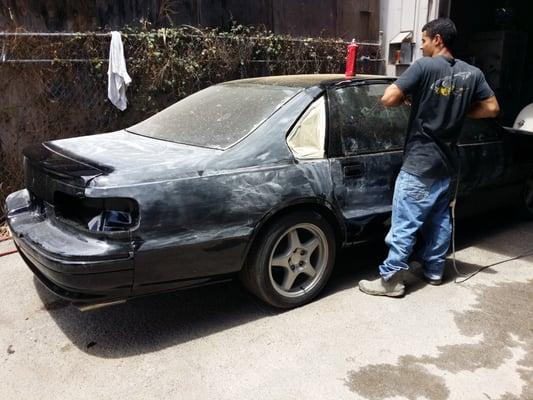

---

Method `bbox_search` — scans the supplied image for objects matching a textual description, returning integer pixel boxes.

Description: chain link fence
[0,60,123,222]
[0,28,383,225]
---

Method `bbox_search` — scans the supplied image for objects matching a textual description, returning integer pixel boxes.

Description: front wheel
[241,211,336,308]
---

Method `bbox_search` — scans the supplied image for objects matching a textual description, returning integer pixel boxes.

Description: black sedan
[6,74,533,309]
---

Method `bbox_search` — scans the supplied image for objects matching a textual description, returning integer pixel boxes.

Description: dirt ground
[1,212,532,400]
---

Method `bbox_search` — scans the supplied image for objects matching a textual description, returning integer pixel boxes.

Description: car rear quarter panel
[107,159,335,293]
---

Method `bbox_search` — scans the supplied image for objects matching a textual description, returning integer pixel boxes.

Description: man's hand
[381,84,405,107]
[467,96,500,119]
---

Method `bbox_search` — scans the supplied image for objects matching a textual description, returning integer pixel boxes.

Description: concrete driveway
[1,211,532,400]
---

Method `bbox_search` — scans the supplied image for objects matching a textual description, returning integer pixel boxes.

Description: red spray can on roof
[345,39,359,78]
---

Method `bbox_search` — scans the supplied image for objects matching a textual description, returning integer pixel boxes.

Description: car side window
[459,118,500,144]
[286,96,326,159]
[329,84,409,155]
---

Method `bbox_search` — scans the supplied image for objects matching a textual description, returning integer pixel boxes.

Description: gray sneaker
[358,274,405,297]
[423,275,442,286]
[409,261,442,285]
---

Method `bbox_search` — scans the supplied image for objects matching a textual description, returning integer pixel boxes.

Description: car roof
[223,74,395,89]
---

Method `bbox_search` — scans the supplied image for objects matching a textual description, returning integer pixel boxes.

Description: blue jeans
[379,169,452,281]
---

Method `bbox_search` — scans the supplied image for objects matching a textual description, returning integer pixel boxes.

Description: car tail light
[53,192,138,232]
[88,210,133,232]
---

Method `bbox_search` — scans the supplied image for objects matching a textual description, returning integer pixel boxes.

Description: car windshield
[127,84,300,149]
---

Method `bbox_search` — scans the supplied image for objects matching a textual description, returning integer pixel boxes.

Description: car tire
[241,210,336,309]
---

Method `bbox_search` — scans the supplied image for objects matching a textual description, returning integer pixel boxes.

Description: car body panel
[330,151,403,242]
[49,131,220,188]
[7,189,134,301]
[130,158,337,292]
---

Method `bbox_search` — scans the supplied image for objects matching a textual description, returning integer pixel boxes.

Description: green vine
[0,24,381,218]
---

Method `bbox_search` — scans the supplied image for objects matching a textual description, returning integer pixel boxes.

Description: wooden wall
[0,0,380,41]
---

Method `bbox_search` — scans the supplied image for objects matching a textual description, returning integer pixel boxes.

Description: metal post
[0,32,111,37]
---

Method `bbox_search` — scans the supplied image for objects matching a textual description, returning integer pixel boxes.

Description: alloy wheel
[268,223,329,298]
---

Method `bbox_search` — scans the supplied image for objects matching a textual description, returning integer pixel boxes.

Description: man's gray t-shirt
[394,55,494,178]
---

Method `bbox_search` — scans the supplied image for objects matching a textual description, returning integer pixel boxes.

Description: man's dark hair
[422,18,457,49]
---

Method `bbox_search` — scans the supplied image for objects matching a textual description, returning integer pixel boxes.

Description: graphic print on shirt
[430,71,473,97]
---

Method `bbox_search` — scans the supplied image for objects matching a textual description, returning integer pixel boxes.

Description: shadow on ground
[36,209,529,359]
[34,242,385,359]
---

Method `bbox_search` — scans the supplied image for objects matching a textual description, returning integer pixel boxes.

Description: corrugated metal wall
[0,0,380,40]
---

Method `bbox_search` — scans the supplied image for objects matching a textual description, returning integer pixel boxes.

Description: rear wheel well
[246,203,344,260]
[240,207,340,308]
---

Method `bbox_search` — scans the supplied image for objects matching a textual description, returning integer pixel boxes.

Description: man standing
[359,18,500,297]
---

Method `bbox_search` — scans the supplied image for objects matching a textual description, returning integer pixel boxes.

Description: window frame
[286,95,328,160]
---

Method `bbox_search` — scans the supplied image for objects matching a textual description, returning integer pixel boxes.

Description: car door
[327,81,409,243]
[455,118,509,215]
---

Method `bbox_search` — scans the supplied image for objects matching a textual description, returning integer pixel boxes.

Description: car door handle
[343,162,364,179]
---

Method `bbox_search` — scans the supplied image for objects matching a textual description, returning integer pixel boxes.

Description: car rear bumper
[7,189,134,302]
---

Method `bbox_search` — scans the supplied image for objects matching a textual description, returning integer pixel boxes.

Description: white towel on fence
[108,31,132,111]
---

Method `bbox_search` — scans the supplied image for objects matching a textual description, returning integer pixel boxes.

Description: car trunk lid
[57,130,217,186]
[23,142,107,203]
[24,130,220,196]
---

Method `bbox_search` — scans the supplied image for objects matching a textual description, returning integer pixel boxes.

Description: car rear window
[127,84,300,149]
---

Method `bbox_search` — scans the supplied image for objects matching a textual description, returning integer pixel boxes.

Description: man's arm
[467,96,500,119]
[381,84,406,107]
